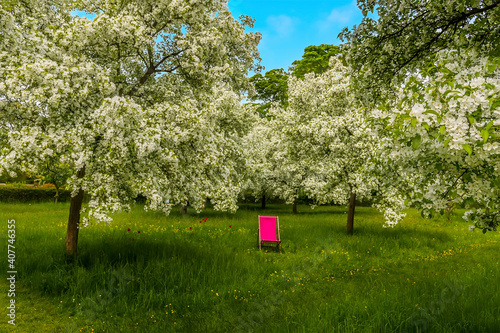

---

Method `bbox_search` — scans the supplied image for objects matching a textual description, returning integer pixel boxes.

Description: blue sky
[227,0,365,72]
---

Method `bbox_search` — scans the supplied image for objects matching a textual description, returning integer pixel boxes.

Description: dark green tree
[248,68,288,117]
[289,44,341,78]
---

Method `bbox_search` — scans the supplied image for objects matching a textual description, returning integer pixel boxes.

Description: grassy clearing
[0,202,499,332]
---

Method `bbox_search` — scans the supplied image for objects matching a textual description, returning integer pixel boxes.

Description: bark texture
[346,190,357,235]
[65,167,85,259]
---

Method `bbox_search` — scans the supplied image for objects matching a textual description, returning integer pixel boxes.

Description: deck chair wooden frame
[258,216,281,252]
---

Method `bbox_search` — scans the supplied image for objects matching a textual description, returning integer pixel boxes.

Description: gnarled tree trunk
[292,198,297,214]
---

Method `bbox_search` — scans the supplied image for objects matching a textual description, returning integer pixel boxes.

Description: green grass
[0,202,499,332]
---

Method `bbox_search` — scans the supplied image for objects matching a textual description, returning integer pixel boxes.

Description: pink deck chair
[258,216,281,252]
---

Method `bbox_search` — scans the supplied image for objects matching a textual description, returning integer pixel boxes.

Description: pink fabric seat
[258,216,281,251]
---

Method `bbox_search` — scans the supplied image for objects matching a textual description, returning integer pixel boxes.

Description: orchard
[0,1,499,331]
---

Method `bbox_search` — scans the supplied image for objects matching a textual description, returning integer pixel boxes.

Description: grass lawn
[0,202,499,332]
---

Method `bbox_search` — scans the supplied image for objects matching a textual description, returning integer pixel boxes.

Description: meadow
[0,202,499,332]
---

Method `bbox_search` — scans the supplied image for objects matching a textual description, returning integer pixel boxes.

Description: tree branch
[442,169,468,199]
[344,126,353,136]
[126,48,187,96]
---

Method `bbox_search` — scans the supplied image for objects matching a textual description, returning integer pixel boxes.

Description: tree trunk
[54,184,59,204]
[346,190,356,235]
[203,198,207,209]
[261,194,266,209]
[65,167,85,259]
[292,198,297,214]
[180,202,188,214]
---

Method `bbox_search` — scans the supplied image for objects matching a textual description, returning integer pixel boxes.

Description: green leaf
[464,172,473,182]
[462,144,472,156]
[444,138,451,147]
[486,120,494,131]
[443,90,461,97]
[422,122,429,131]
[412,134,422,149]
[411,118,417,128]
[440,125,446,135]
[494,176,500,187]
[481,129,489,143]
[490,100,500,110]
[423,110,439,117]
[467,116,475,124]
[488,63,498,73]
[482,228,487,234]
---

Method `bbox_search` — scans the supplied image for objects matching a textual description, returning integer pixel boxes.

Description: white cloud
[266,14,295,38]
[317,1,360,31]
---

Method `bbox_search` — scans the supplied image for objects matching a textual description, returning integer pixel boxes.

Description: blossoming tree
[371,51,500,231]
[340,0,500,104]
[241,116,281,209]
[269,58,406,231]
[341,0,500,231]
[0,0,261,257]
[244,44,342,212]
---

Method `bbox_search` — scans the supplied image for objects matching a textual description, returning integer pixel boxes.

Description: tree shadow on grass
[20,233,257,300]
[18,208,454,304]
